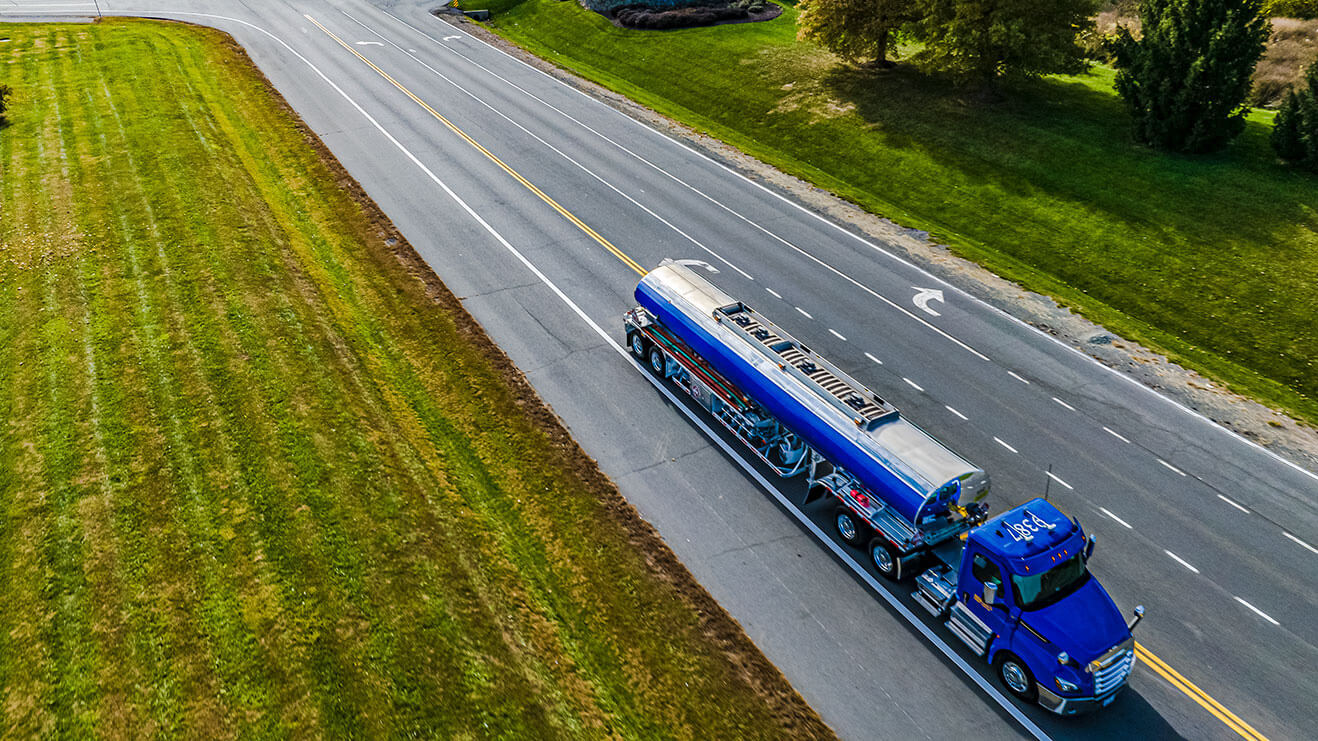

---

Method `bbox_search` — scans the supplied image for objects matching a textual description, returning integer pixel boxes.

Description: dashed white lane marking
[994,437,1017,454]
[1046,471,1074,490]
[796,306,813,319]
[945,405,967,420]
[903,377,924,392]
[1217,494,1250,513]
[1284,532,1318,554]
[1157,459,1187,477]
[828,328,847,341]
[1103,426,1131,444]
[1234,596,1280,626]
[394,6,1318,492]
[1164,550,1200,574]
[765,287,782,299]
[1008,371,1030,385]
[1052,396,1075,411]
[865,352,883,365]
[1100,507,1133,529]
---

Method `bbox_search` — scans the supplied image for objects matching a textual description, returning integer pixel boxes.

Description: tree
[1271,59,1318,168]
[1108,0,1270,153]
[797,0,912,68]
[911,0,1098,86]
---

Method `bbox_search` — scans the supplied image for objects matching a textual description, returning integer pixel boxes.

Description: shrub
[614,3,748,28]
[0,84,11,126]
[1264,0,1318,17]
[1272,59,1318,168]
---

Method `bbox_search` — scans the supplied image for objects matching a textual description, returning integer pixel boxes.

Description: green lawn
[0,19,829,738]
[480,1,1318,424]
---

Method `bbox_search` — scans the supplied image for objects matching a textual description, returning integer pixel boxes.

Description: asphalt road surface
[5,1,1316,738]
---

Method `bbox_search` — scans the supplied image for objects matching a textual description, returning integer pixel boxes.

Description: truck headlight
[1054,677,1080,693]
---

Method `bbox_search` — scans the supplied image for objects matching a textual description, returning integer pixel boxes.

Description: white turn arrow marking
[354,41,384,46]
[443,35,462,41]
[661,258,720,274]
[912,287,944,317]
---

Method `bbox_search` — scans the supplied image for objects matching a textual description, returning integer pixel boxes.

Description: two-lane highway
[6,1,1314,737]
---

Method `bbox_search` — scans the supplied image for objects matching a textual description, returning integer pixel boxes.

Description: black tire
[868,538,900,581]
[833,505,868,547]
[648,346,667,376]
[994,651,1039,702]
[628,332,646,358]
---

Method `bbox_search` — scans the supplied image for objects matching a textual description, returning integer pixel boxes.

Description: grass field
[0,19,830,738]
[478,1,1318,425]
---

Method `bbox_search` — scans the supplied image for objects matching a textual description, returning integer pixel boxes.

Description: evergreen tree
[911,0,1097,86]
[797,0,912,68]
[1109,0,1270,153]
[1271,59,1318,169]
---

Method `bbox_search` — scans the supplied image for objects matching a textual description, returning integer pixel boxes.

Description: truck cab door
[964,552,1016,644]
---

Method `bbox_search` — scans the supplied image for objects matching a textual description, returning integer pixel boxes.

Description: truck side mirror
[1084,534,1096,562]
[983,581,998,607]
[1127,604,1145,631]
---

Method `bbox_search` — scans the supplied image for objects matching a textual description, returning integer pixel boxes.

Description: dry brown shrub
[1253,17,1318,106]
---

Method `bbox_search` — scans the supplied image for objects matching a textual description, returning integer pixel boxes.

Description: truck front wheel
[994,652,1038,702]
[868,539,900,581]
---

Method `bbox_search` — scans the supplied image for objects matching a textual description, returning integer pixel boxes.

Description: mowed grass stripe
[0,20,830,739]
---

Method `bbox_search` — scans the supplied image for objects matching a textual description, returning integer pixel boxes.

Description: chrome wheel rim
[872,544,893,572]
[1002,661,1030,695]
[836,513,857,541]
[631,335,644,356]
[650,350,664,374]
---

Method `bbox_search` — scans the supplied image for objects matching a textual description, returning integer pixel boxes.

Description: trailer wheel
[833,506,869,547]
[868,538,900,581]
[994,652,1039,702]
[648,346,667,377]
[629,332,646,358]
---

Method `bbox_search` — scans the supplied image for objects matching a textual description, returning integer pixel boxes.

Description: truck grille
[1093,649,1135,695]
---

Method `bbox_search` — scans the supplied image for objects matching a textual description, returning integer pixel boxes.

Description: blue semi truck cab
[623,263,1144,714]
[915,499,1142,713]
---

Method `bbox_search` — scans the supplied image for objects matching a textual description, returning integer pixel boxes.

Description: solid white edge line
[1156,459,1187,477]
[1008,371,1030,385]
[1163,550,1200,574]
[396,8,1318,487]
[993,437,1017,454]
[1099,507,1133,529]
[1051,396,1075,411]
[1102,426,1131,444]
[903,377,924,392]
[946,405,968,421]
[91,10,1052,738]
[828,328,847,342]
[1045,471,1074,490]
[864,352,883,365]
[1217,494,1251,514]
[1283,532,1318,554]
[1233,596,1280,626]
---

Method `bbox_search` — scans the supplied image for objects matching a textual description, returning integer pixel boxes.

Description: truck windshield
[1012,554,1090,611]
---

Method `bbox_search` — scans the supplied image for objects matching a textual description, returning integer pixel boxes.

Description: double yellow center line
[305,14,644,276]
[305,14,1270,740]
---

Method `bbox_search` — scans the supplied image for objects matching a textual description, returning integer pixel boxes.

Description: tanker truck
[624,263,1144,714]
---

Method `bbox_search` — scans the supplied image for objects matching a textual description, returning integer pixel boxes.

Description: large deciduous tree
[1108,0,1270,153]
[911,0,1097,86]
[797,0,912,68]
